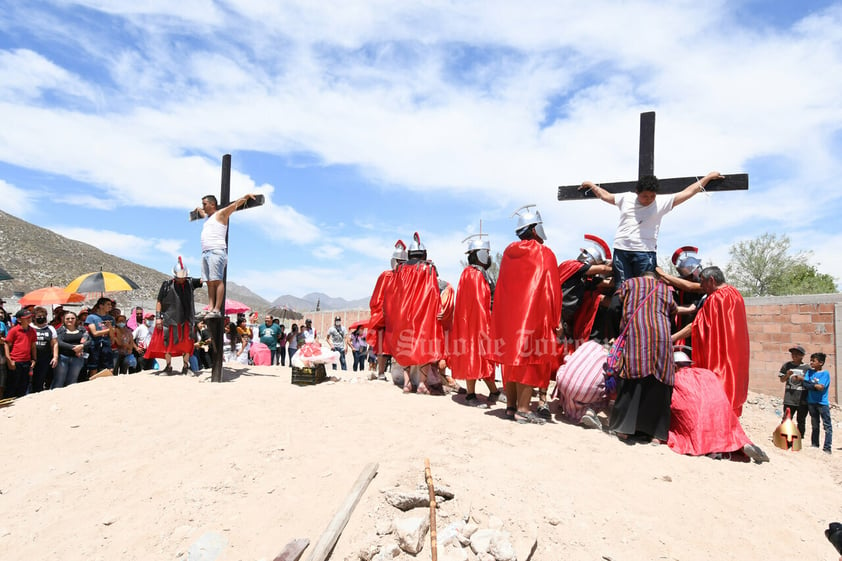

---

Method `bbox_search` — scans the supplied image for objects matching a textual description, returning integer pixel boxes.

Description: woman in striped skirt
[608,272,676,443]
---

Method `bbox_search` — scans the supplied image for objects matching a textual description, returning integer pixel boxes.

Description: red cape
[448,266,494,381]
[558,260,601,354]
[489,240,561,372]
[691,284,750,417]
[668,366,751,455]
[366,270,393,349]
[384,261,443,364]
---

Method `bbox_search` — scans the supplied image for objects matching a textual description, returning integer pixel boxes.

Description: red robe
[366,270,393,353]
[668,366,751,455]
[558,260,601,356]
[384,261,443,365]
[489,240,561,388]
[448,266,494,381]
[691,285,750,417]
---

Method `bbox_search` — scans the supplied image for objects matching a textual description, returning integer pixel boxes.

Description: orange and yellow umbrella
[65,271,140,294]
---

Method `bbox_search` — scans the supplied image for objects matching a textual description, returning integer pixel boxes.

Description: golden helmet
[772,407,802,451]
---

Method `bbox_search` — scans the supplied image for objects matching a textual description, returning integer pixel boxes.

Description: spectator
[50,305,65,329]
[111,314,138,374]
[287,323,299,361]
[276,323,287,366]
[54,311,87,388]
[778,345,808,438]
[802,352,832,454]
[350,326,368,372]
[235,333,251,365]
[190,319,213,373]
[258,314,282,366]
[31,306,58,392]
[301,318,317,344]
[84,297,114,380]
[0,308,8,397]
[325,316,348,371]
[132,313,156,370]
[4,309,37,398]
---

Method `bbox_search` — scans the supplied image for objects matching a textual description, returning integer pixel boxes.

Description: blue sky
[2,1,842,302]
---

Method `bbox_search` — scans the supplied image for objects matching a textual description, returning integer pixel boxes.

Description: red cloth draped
[146,324,194,358]
[384,261,443,364]
[557,260,600,356]
[366,270,393,352]
[448,267,494,381]
[691,285,750,417]
[667,366,751,455]
[488,240,561,387]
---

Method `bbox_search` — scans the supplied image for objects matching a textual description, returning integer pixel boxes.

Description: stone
[384,490,447,511]
[359,543,379,561]
[371,543,401,561]
[375,518,393,536]
[469,529,497,554]
[488,531,516,561]
[394,516,429,554]
[440,544,469,561]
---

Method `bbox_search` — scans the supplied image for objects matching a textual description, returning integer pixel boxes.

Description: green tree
[725,233,837,296]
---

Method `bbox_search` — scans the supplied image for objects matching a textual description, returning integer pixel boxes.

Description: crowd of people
[1,175,833,463]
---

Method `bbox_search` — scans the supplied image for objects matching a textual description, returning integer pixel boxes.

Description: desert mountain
[271,291,368,312]
[0,209,271,312]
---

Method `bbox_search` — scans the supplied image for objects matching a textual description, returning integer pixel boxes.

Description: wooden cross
[557,111,749,201]
[191,154,265,382]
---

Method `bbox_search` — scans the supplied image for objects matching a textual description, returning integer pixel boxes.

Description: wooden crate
[291,364,327,386]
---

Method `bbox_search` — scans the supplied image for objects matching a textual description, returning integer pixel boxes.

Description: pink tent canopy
[204,299,250,314]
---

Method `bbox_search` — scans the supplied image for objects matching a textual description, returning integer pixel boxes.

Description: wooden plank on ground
[305,462,379,561]
[273,538,310,561]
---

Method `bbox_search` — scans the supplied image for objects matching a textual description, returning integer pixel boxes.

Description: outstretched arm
[217,193,257,224]
[656,267,704,293]
[673,171,724,207]
[579,181,615,205]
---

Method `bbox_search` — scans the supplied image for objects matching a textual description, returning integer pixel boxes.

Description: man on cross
[194,192,256,318]
[579,171,722,286]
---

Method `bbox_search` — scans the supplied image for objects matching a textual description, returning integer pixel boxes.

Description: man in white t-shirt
[580,171,722,286]
[193,192,256,318]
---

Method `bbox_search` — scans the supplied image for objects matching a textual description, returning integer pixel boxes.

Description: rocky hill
[0,210,271,312]
[271,291,368,312]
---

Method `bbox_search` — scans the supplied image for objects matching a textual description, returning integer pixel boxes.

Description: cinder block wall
[745,294,840,404]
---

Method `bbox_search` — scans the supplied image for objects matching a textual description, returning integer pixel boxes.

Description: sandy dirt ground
[0,361,840,561]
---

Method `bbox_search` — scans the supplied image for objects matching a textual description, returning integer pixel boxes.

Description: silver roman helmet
[673,345,693,367]
[407,232,427,260]
[173,256,189,278]
[672,246,702,281]
[391,239,407,269]
[462,232,491,267]
[511,204,547,240]
[578,234,611,266]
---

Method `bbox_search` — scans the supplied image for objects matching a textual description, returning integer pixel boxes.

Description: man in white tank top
[195,193,256,317]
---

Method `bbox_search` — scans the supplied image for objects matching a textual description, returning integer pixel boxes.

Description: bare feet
[416,383,430,395]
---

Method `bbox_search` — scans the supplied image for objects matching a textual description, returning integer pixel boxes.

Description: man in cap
[147,257,203,375]
[448,233,503,407]
[326,316,349,371]
[691,266,750,417]
[778,344,808,438]
[3,309,37,397]
[488,205,561,424]
[367,240,406,380]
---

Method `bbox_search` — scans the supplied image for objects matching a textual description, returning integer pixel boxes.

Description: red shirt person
[488,205,561,424]
[691,266,750,417]
[3,309,37,398]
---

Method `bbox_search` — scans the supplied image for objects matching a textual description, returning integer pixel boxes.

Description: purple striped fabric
[618,276,676,386]
[552,341,609,422]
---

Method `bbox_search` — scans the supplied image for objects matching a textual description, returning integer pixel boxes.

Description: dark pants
[352,350,366,371]
[808,403,833,451]
[9,362,32,398]
[31,356,53,393]
[782,403,808,438]
[278,347,286,366]
[612,248,657,287]
[332,348,347,370]
[87,338,113,373]
[269,349,277,366]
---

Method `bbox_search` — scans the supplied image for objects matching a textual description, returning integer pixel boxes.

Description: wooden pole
[273,538,310,561]
[424,458,438,561]
[305,462,378,561]
[210,154,232,383]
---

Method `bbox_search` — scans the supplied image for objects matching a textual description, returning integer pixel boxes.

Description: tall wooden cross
[190,154,265,382]
[557,111,749,201]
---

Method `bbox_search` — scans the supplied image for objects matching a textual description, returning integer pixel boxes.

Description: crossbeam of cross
[557,112,748,201]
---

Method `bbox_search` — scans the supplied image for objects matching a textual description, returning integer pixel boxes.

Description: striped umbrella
[65,271,140,294]
[19,287,86,306]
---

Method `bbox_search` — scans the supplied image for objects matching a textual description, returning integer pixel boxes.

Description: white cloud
[50,226,186,263]
[0,48,96,102]
[0,179,36,217]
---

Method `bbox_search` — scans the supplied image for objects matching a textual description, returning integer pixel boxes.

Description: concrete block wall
[745,294,840,404]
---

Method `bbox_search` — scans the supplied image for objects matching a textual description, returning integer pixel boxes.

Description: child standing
[778,345,808,437]
[802,352,833,454]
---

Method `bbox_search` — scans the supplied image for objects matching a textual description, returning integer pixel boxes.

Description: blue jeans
[612,248,657,287]
[113,353,137,374]
[352,350,366,371]
[808,403,833,451]
[54,355,85,388]
[332,348,347,370]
